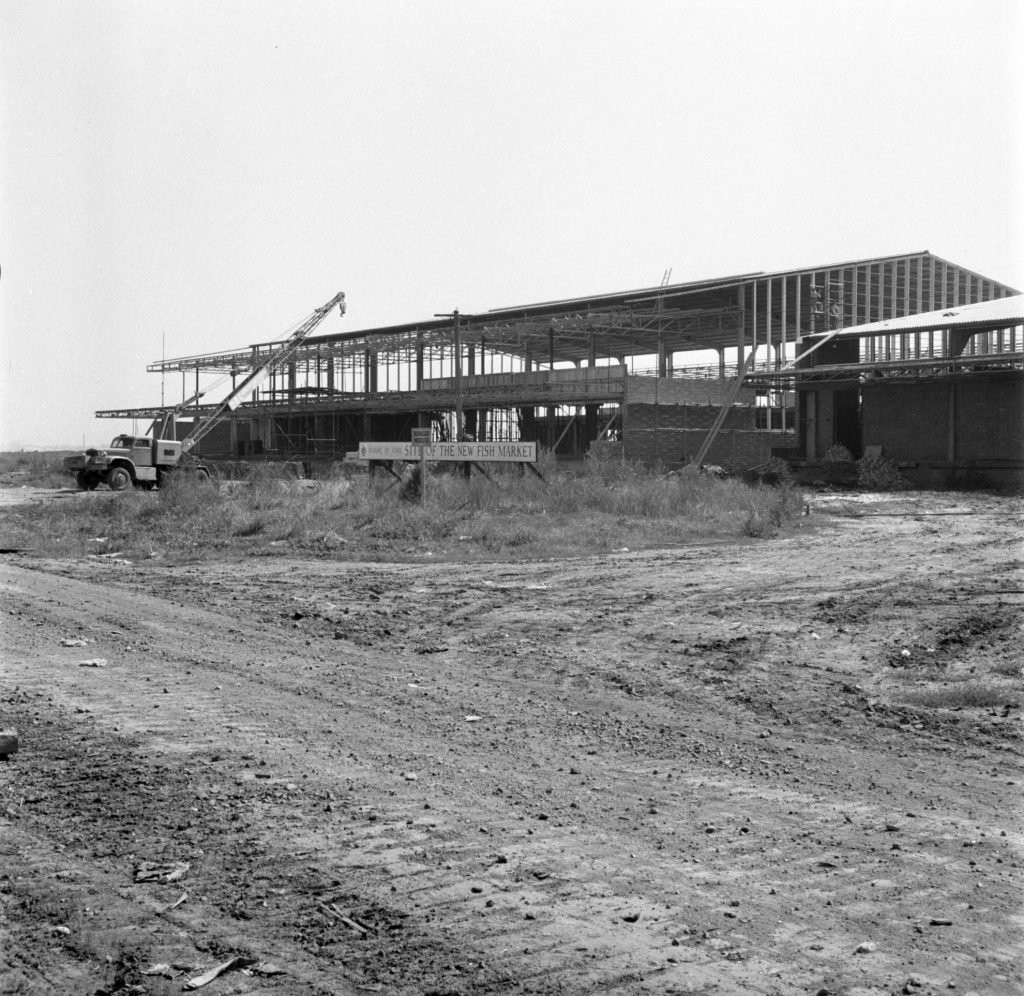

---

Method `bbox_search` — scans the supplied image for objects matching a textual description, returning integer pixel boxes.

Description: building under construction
[101,250,1023,483]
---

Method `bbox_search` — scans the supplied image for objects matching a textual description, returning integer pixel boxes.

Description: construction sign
[357,441,537,463]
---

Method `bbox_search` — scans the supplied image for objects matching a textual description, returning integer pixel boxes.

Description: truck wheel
[75,471,97,491]
[195,468,211,483]
[106,467,133,491]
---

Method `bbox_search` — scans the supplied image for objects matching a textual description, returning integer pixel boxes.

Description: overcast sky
[2,0,1021,448]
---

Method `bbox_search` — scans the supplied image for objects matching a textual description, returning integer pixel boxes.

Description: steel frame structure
[96,251,1020,465]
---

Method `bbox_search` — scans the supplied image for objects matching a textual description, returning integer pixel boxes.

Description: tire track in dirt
[2,493,1022,995]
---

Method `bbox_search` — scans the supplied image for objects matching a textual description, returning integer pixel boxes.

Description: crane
[65,292,346,490]
[180,291,346,453]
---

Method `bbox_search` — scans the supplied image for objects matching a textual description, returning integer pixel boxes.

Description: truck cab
[64,434,199,491]
[111,435,155,468]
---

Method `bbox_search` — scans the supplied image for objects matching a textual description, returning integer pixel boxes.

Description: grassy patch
[0,451,72,488]
[901,681,1017,710]
[0,461,808,563]
[990,659,1023,678]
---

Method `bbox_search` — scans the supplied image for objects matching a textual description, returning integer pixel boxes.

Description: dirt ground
[1,489,1021,996]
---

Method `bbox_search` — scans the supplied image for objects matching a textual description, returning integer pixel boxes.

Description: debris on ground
[183,956,257,990]
[133,861,190,884]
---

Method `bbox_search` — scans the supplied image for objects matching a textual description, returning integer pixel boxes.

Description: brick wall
[955,376,1023,462]
[625,403,756,435]
[624,376,756,406]
[623,402,796,468]
[862,382,948,462]
[862,374,1023,464]
[625,427,796,468]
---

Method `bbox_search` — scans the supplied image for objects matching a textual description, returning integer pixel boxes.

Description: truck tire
[195,468,210,482]
[75,471,98,491]
[106,466,133,491]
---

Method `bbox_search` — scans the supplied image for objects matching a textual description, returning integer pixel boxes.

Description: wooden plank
[551,412,578,451]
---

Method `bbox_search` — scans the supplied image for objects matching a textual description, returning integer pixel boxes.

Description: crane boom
[180,292,346,453]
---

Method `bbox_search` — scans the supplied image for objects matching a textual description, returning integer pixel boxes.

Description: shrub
[823,444,854,463]
[762,456,794,484]
[857,454,905,491]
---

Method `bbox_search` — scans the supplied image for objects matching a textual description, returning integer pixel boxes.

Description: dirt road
[1,491,1021,995]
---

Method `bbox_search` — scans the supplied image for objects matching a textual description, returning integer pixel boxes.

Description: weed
[234,515,266,537]
[1,457,808,562]
[823,444,854,463]
[901,681,1017,710]
[990,659,1022,678]
[857,454,905,491]
[0,451,72,488]
[742,512,774,538]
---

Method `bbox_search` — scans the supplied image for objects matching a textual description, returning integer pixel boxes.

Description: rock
[853,941,877,954]
[0,730,18,759]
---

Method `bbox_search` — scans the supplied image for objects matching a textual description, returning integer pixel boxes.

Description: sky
[1,0,1022,449]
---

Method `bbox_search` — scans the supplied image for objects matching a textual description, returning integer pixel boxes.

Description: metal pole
[434,309,466,442]
[453,309,464,440]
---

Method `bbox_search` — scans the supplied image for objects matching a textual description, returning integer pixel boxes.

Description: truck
[65,292,346,491]
[64,435,210,491]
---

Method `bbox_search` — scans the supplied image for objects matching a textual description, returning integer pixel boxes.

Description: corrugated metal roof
[487,250,941,315]
[809,294,1024,339]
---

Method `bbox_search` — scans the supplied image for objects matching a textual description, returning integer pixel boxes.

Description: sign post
[411,428,431,503]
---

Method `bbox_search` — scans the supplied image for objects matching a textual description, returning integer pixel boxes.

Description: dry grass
[0,460,808,563]
[857,454,906,490]
[901,681,1017,711]
[0,450,71,488]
